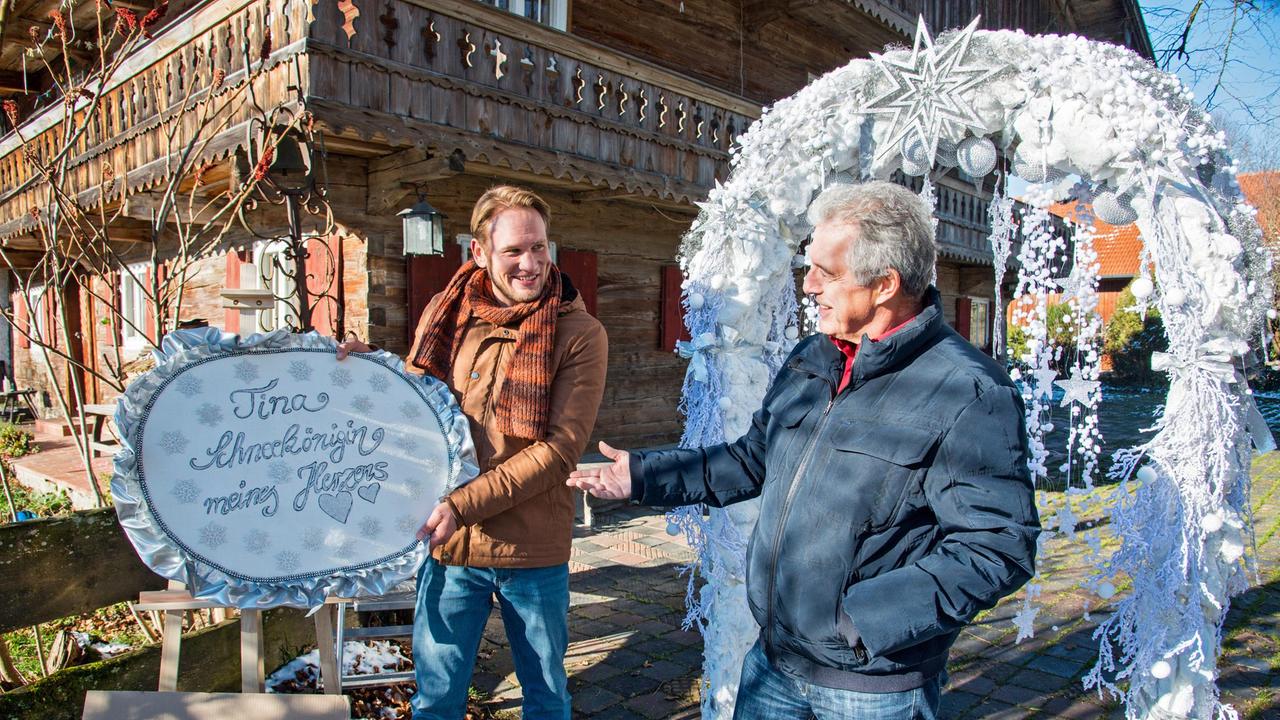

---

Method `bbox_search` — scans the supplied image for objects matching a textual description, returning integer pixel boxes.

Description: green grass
[0,480,72,521]
[2,602,150,681]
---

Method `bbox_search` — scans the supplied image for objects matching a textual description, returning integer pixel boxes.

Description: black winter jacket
[632,288,1040,692]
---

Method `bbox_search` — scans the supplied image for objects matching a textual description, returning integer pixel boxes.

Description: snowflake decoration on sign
[233,359,259,383]
[173,374,203,397]
[352,395,374,415]
[395,434,418,453]
[864,17,998,166]
[171,479,200,505]
[275,549,300,573]
[359,516,383,539]
[199,522,227,549]
[268,461,292,484]
[159,431,189,455]
[335,539,358,559]
[396,514,419,535]
[399,401,422,420]
[287,360,313,382]
[329,367,353,389]
[244,529,270,555]
[302,526,325,547]
[404,478,423,499]
[195,403,223,427]
[367,373,390,394]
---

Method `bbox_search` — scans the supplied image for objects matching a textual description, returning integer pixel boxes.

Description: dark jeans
[734,640,942,719]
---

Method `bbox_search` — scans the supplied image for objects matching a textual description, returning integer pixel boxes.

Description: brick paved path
[472,457,1280,719]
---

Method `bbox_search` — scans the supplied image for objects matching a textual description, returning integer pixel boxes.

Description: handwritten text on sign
[137,350,449,581]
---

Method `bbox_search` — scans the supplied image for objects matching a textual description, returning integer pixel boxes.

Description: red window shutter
[557,248,598,317]
[955,297,972,341]
[144,267,156,343]
[108,271,122,345]
[306,236,342,337]
[659,265,691,352]
[223,251,241,333]
[406,244,462,344]
[14,292,29,349]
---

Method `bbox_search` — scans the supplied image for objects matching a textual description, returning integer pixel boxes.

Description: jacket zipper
[764,393,836,654]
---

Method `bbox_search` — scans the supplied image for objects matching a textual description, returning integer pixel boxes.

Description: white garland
[668,19,1272,720]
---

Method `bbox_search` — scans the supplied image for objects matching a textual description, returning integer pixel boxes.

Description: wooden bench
[0,389,36,421]
[82,403,120,457]
[82,690,351,719]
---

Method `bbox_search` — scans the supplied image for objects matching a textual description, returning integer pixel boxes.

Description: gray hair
[806,181,937,299]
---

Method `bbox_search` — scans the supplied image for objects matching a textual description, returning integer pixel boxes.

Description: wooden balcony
[304,0,760,205]
[0,0,311,238]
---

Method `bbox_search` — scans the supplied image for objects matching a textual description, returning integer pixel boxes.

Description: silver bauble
[900,154,929,177]
[956,136,997,177]
[1011,152,1065,183]
[901,134,931,167]
[1093,189,1138,225]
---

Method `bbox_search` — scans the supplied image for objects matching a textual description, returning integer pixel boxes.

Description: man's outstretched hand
[567,442,633,500]
[416,501,459,547]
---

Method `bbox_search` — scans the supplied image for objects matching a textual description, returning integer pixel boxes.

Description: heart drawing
[357,482,381,505]
[318,490,353,524]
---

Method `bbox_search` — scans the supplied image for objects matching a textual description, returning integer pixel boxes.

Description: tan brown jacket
[407,288,608,568]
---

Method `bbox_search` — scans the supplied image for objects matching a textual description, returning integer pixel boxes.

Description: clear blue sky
[1141,0,1280,169]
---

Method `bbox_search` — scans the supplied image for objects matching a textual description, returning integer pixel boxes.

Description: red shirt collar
[830,312,920,394]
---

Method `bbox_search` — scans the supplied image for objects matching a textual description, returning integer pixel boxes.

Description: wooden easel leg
[240,609,265,693]
[158,609,183,691]
[314,605,341,695]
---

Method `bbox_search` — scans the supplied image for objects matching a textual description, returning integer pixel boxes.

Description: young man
[570,181,1039,719]
[341,185,607,719]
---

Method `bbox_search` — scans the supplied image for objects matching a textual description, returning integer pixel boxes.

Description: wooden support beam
[120,192,224,226]
[366,147,465,214]
[571,188,636,203]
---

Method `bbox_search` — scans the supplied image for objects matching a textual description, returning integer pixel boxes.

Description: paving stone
[939,690,985,717]
[573,660,628,684]
[1008,667,1073,693]
[572,685,625,714]
[948,671,997,697]
[576,705,645,720]
[989,680,1043,705]
[606,672,662,698]
[574,602,617,620]
[637,659,690,683]
[1026,652,1089,679]
[624,691,683,719]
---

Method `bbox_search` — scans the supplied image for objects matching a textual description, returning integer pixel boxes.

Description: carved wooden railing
[0,0,312,234]
[306,0,760,197]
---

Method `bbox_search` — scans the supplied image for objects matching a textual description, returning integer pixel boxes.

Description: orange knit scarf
[411,260,561,441]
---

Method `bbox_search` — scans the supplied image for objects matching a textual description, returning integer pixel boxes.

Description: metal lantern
[399,195,446,256]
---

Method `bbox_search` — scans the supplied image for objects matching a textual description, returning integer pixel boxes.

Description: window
[119,264,149,348]
[970,298,990,351]
[475,0,568,30]
[26,285,47,344]
[253,240,297,332]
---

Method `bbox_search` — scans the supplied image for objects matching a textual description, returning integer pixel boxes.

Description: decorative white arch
[667,19,1272,720]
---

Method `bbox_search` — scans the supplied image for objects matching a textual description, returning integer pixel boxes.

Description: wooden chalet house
[0,0,1152,449]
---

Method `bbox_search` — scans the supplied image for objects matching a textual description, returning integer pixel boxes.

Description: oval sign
[111,329,477,607]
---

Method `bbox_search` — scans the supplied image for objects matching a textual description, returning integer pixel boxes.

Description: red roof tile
[1047,200,1144,279]
[1238,171,1280,242]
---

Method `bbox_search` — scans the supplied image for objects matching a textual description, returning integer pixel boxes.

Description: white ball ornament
[666,522,681,536]
[901,154,929,177]
[784,326,799,340]
[1151,660,1172,680]
[1135,465,1158,483]
[1098,582,1116,599]
[1093,190,1138,225]
[901,134,930,166]
[1201,512,1224,533]
[1131,276,1154,301]
[957,136,998,177]
[688,292,705,311]
[1011,152,1064,183]
[717,396,734,411]
[1163,287,1185,308]
[1268,308,1278,320]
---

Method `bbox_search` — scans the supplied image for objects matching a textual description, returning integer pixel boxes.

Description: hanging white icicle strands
[987,178,1015,361]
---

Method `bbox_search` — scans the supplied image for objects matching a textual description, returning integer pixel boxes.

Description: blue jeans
[410,558,570,720]
[734,640,941,720]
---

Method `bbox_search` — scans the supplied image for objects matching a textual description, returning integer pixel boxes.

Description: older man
[569,181,1039,719]
[342,185,607,719]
